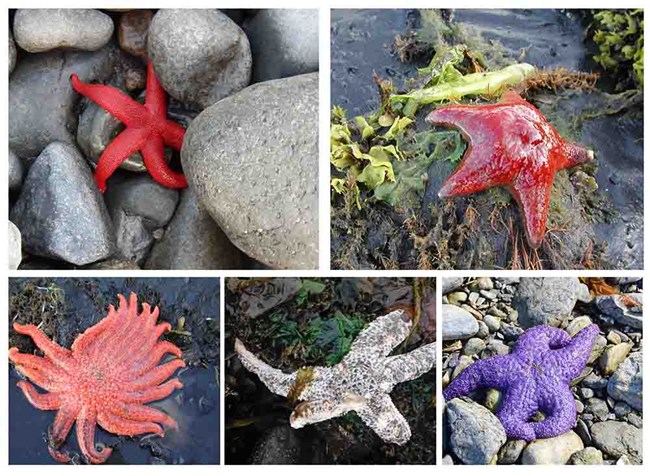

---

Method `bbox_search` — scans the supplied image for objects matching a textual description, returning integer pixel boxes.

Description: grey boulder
[9,149,24,191]
[596,293,643,330]
[13,9,114,53]
[591,421,643,464]
[514,277,584,328]
[182,73,319,269]
[10,142,115,265]
[442,304,478,340]
[148,9,251,110]
[9,30,16,74]
[608,352,642,411]
[146,188,245,269]
[245,9,319,82]
[9,46,114,157]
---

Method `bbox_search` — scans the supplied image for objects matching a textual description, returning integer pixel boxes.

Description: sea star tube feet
[427,91,594,248]
[71,61,188,192]
[235,310,437,445]
[8,293,184,464]
[443,324,599,441]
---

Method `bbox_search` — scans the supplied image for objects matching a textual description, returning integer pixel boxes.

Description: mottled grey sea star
[235,310,437,445]
[444,324,599,440]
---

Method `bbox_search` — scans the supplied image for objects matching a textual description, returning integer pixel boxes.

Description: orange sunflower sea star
[9,293,185,464]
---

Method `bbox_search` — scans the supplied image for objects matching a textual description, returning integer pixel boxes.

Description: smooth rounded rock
[9,30,16,74]
[608,352,642,411]
[245,9,319,82]
[104,175,179,265]
[566,315,593,337]
[182,73,318,269]
[498,439,526,464]
[447,398,506,464]
[10,142,115,265]
[599,342,633,375]
[148,9,252,110]
[462,337,486,356]
[514,277,583,328]
[9,46,115,157]
[483,314,501,332]
[9,149,23,191]
[118,9,152,58]
[570,447,604,465]
[591,421,642,463]
[13,9,114,53]
[521,431,584,464]
[8,221,22,270]
[596,294,642,329]
[442,304,479,340]
[442,277,464,294]
[146,188,246,269]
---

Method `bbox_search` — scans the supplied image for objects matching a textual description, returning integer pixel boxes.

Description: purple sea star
[443,324,599,441]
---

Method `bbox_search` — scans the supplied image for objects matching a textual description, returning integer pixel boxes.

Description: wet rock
[591,421,642,464]
[608,352,642,411]
[599,342,633,375]
[520,431,584,464]
[104,175,179,265]
[498,439,526,464]
[245,9,319,82]
[9,149,23,191]
[570,447,604,465]
[9,30,16,74]
[148,9,252,110]
[596,294,643,330]
[86,259,140,270]
[10,142,115,265]
[118,10,153,58]
[447,398,506,464]
[9,46,114,157]
[8,221,22,270]
[462,337,486,356]
[13,9,114,53]
[566,315,593,336]
[442,304,479,340]
[514,277,584,328]
[442,277,464,294]
[250,425,301,464]
[146,188,245,269]
[182,73,318,269]
[483,314,501,332]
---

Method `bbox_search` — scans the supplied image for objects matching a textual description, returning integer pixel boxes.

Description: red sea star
[71,61,188,192]
[8,293,184,464]
[426,90,594,248]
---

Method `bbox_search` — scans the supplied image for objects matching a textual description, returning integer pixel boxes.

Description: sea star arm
[531,381,577,439]
[71,304,118,354]
[49,403,80,463]
[98,410,164,437]
[235,338,297,397]
[71,74,148,128]
[12,323,71,362]
[345,310,412,361]
[111,402,178,429]
[509,171,555,248]
[93,127,149,192]
[563,141,595,168]
[126,359,186,390]
[76,406,113,464]
[548,324,600,381]
[382,342,437,391]
[144,61,168,118]
[512,325,571,357]
[497,379,539,441]
[356,394,411,445]
[15,381,61,410]
[443,354,516,400]
[120,379,183,404]
[9,347,68,381]
[140,135,188,189]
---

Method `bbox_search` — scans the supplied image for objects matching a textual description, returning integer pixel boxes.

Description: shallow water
[8,277,220,465]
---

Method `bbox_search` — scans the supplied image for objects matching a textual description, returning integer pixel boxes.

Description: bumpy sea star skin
[8,293,184,464]
[235,310,437,445]
[426,91,594,248]
[71,61,188,192]
[443,324,599,441]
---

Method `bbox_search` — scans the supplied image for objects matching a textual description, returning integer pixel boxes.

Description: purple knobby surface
[444,324,599,440]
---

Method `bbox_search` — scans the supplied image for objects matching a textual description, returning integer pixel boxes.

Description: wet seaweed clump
[225,277,437,464]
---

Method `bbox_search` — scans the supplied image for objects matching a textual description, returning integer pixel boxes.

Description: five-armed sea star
[71,61,188,192]
[9,293,184,464]
[235,310,437,445]
[427,90,594,248]
[444,324,599,441]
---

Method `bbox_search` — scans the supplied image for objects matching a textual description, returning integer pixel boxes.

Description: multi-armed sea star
[71,61,188,192]
[9,293,184,464]
[444,324,599,441]
[427,91,594,248]
[235,310,437,445]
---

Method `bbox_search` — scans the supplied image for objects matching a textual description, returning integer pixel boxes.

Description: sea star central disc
[71,61,188,192]
[427,91,594,248]
[9,293,184,464]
